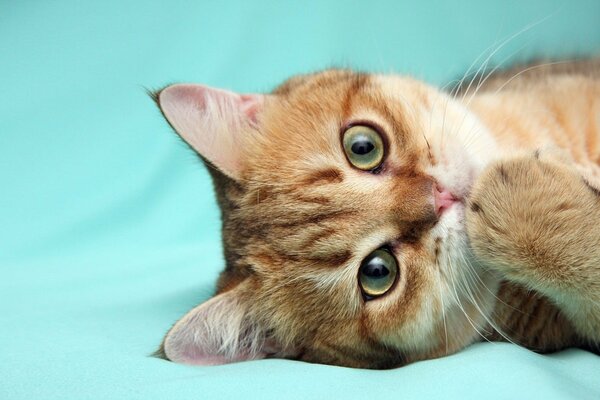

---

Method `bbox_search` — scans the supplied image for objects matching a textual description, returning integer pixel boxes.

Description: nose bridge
[391,173,437,225]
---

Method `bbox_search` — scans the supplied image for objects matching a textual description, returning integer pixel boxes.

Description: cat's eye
[358,248,398,300]
[342,125,385,171]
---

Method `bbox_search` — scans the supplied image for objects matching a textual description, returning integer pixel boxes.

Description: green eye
[358,248,398,300]
[342,125,385,171]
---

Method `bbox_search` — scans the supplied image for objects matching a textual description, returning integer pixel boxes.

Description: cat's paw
[465,149,600,283]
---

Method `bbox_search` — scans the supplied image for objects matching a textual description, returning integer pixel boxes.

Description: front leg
[466,151,600,343]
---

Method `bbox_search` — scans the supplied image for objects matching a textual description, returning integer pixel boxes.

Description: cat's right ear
[155,84,265,181]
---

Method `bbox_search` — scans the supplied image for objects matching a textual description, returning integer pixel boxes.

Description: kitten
[153,59,600,368]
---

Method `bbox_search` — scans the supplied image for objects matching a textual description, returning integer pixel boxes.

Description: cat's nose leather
[434,184,458,216]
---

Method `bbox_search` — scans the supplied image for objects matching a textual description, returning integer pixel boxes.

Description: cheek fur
[423,97,499,199]
[362,242,444,353]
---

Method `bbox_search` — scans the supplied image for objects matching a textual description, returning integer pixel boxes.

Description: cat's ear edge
[153,83,265,181]
[160,282,270,366]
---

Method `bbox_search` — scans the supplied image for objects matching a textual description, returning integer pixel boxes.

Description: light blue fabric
[2,1,600,399]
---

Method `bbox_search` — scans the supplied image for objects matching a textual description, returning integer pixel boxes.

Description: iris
[342,125,384,171]
[358,248,398,299]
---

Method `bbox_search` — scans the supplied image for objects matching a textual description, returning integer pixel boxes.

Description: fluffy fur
[154,59,600,368]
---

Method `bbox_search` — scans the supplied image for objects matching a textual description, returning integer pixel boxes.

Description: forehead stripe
[341,73,368,120]
[302,168,344,186]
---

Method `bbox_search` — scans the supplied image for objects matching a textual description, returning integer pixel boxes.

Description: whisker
[459,15,552,103]
[462,41,531,110]
[454,252,520,345]
[490,60,573,96]
[448,35,507,100]
[443,251,491,343]
[435,272,450,355]
[460,252,523,314]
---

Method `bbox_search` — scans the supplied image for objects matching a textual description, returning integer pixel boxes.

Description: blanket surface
[2,1,600,399]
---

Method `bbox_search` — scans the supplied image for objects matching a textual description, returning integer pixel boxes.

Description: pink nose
[434,184,457,216]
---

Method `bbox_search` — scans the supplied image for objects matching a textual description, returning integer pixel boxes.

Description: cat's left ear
[160,281,280,365]
[156,84,266,181]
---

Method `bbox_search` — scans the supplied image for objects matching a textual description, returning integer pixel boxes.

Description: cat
[152,59,600,368]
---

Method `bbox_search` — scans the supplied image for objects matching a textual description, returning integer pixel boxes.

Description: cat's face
[156,70,500,368]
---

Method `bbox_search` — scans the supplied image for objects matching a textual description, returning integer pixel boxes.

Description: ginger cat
[153,59,600,368]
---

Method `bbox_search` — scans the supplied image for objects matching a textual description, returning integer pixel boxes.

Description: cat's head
[154,70,500,368]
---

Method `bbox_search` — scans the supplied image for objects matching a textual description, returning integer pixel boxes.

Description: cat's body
[154,59,600,368]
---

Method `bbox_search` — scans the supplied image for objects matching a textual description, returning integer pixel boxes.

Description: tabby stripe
[302,227,336,249]
[302,168,343,186]
[520,296,546,345]
[305,250,352,269]
[270,209,356,229]
[341,74,368,119]
[293,194,331,205]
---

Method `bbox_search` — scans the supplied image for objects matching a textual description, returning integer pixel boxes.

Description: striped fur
[156,60,600,368]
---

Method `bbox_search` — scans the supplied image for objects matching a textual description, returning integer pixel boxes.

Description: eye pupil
[363,261,389,278]
[351,139,374,155]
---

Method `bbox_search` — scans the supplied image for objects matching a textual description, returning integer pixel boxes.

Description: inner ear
[161,282,275,365]
[156,84,266,181]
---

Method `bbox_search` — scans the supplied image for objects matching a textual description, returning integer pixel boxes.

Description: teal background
[2,1,599,399]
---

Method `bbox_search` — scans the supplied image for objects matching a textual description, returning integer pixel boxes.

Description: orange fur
[155,60,600,368]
